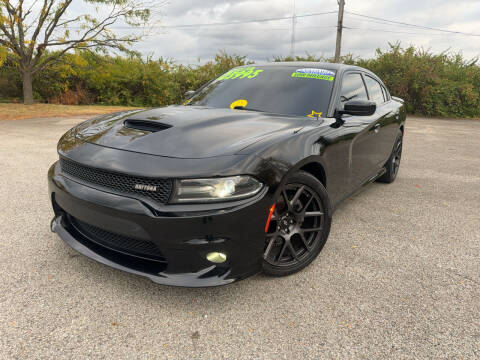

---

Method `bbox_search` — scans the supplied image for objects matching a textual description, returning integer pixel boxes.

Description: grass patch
[0,103,140,120]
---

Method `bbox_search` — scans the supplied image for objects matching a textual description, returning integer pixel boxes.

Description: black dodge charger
[49,62,406,287]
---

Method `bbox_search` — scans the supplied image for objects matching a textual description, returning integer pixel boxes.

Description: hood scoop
[124,119,172,133]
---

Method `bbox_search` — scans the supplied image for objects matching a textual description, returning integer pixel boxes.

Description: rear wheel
[377,130,403,184]
[263,171,331,277]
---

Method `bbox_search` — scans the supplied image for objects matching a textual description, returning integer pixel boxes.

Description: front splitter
[51,215,239,287]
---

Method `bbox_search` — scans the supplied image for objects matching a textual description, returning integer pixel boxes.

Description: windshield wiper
[233,106,264,112]
[340,94,358,102]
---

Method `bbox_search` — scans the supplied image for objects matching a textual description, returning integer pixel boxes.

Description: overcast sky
[89,0,480,64]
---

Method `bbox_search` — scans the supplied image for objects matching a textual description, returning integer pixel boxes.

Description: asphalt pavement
[0,116,479,359]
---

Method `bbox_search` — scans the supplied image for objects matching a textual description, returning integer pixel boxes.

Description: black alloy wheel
[377,130,403,184]
[263,171,331,276]
[392,137,402,178]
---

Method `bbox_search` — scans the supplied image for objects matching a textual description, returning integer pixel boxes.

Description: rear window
[187,66,336,118]
[364,75,385,105]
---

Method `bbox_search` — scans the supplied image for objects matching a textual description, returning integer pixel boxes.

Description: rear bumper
[48,162,272,287]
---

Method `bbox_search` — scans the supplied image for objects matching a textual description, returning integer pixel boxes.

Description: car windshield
[186,66,336,118]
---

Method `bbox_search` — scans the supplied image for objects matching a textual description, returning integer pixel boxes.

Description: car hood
[73,106,308,158]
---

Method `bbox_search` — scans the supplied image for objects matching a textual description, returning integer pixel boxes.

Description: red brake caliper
[264,204,276,233]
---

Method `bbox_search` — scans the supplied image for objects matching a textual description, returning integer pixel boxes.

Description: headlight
[170,176,263,203]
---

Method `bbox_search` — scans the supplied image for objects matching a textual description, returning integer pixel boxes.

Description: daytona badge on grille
[134,184,157,191]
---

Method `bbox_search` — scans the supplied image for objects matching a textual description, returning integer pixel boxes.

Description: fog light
[206,252,227,264]
[50,217,57,233]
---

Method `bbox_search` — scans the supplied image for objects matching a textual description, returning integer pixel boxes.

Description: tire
[377,130,403,184]
[263,171,332,277]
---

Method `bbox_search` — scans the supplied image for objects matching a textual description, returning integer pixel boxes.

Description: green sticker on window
[291,68,335,81]
[218,67,264,80]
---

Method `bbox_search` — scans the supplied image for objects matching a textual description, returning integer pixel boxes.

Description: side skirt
[331,167,387,213]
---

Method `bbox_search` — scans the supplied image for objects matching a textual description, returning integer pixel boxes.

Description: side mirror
[184,90,195,99]
[338,100,376,117]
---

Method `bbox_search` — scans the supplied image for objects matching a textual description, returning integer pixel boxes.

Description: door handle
[374,123,381,133]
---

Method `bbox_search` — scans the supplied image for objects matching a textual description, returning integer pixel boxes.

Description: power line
[157,24,470,36]
[161,10,337,29]
[158,25,337,32]
[49,8,480,40]
[171,25,338,32]
[62,10,337,30]
[343,15,433,29]
[344,26,467,36]
[345,10,480,37]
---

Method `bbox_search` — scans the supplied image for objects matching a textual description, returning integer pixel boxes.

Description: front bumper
[48,162,272,287]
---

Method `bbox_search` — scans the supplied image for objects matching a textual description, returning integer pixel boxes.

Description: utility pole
[290,0,297,59]
[334,0,345,63]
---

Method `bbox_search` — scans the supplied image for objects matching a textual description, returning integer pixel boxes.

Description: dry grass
[0,103,141,120]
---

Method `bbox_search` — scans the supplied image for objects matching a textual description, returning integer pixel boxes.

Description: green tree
[0,0,157,104]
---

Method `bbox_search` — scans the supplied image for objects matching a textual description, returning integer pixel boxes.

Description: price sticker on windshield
[218,67,264,80]
[291,68,335,81]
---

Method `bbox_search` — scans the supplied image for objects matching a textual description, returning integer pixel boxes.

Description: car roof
[248,61,363,71]
[247,61,384,85]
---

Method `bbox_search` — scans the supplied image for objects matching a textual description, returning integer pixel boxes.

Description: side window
[364,75,385,105]
[339,73,368,107]
[382,85,391,101]
[381,86,388,102]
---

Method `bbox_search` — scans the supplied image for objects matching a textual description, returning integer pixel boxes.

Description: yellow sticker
[307,111,322,118]
[230,99,248,109]
[219,67,263,80]
[182,98,192,106]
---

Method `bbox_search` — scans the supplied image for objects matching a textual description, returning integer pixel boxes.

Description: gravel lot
[0,116,479,359]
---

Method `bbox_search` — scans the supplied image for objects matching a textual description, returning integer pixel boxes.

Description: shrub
[48,84,94,105]
[355,44,480,117]
[1,45,479,118]
[275,44,480,118]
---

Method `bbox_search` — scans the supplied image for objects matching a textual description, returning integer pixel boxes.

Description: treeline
[277,44,480,118]
[1,44,479,118]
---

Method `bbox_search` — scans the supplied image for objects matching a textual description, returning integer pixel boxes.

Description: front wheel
[263,171,331,277]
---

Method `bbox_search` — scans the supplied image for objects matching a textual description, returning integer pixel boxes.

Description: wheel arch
[274,156,328,190]
[300,162,327,189]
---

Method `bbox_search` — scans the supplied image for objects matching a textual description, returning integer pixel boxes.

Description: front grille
[69,215,165,261]
[60,158,173,204]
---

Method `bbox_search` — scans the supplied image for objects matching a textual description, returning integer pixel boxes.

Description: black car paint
[72,106,311,158]
[49,62,406,286]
